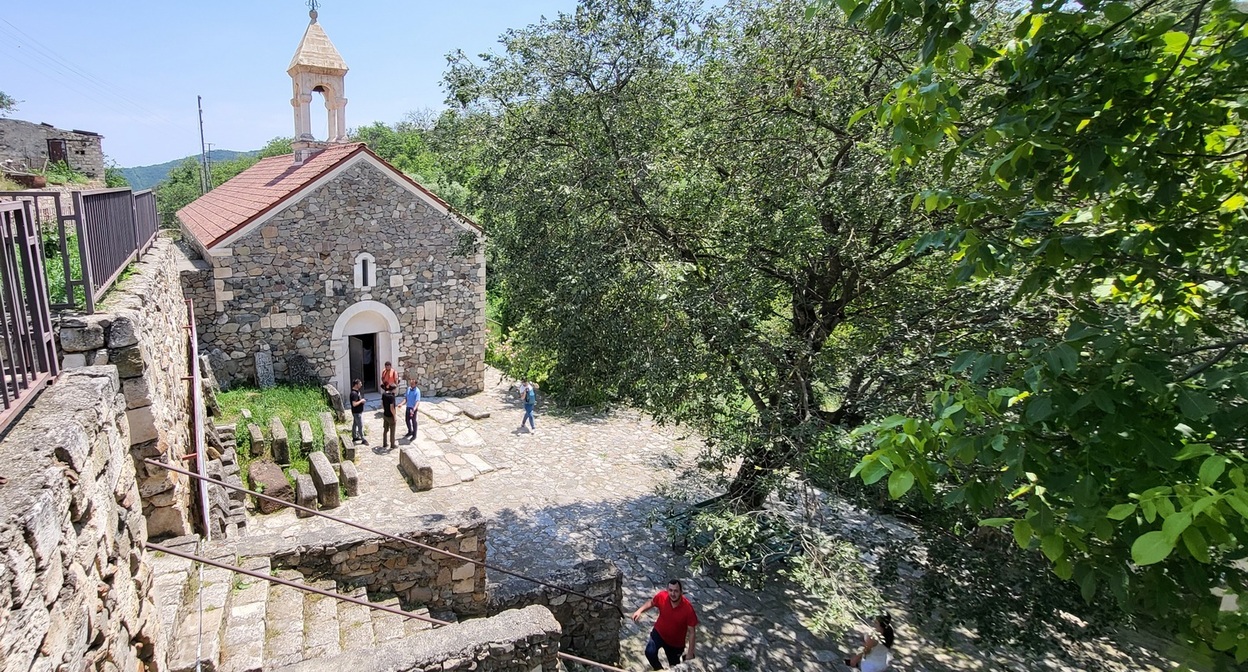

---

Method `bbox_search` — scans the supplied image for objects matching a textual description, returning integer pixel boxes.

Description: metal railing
[0,201,58,434]
[143,458,629,671]
[0,187,159,314]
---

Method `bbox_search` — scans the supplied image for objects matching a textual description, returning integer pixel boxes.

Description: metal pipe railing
[144,541,630,672]
[144,458,625,617]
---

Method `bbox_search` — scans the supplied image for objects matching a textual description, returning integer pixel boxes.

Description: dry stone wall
[0,367,160,671]
[272,605,561,672]
[489,559,623,665]
[184,159,486,396]
[56,236,195,539]
[235,509,489,616]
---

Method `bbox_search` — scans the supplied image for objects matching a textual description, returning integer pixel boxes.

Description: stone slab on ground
[420,425,448,443]
[293,472,316,518]
[455,468,476,483]
[462,454,495,474]
[269,416,289,464]
[339,459,359,497]
[308,451,340,509]
[417,406,456,424]
[247,423,266,458]
[248,459,293,514]
[450,426,485,448]
[455,399,491,420]
[318,412,340,462]
[298,420,314,453]
[429,456,460,489]
[398,446,432,491]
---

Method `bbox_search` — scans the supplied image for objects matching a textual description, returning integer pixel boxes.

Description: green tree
[154,138,292,228]
[834,0,1248,661]
[444,0,1012,509]
[0,91,17,117]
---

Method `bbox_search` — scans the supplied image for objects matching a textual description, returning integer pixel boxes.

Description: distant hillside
[120,149,255,191]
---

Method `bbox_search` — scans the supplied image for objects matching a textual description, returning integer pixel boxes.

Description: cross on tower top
[307,0,320,22]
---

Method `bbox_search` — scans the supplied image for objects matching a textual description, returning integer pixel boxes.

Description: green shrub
[41,161,88,185]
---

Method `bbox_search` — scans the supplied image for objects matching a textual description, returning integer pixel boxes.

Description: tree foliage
[155,137,292,228]
[441,0,1036,512]
[351,120,470,210]
[833,0,1248,661]
[0,90,17,117]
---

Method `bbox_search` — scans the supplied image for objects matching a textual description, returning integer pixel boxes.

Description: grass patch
[216,384,333,485]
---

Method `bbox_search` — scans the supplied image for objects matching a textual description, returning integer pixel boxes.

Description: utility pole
[206,143,214,181]
[197,95,209,195]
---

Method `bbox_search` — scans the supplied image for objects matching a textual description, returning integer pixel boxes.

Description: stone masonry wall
[0,118,106,178]
[489,559,623,666]
[186,160,486,396]
[0,367,160,671]
[274,605,561,672]
[56,236,195,538]
[236,509,489,616]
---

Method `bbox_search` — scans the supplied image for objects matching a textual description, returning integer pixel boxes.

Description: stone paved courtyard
[248,368,1185,672]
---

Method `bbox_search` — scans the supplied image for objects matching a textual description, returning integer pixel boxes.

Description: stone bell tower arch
[288,4,349,152]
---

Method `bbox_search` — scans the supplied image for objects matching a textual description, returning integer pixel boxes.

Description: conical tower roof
[288,14,348,76]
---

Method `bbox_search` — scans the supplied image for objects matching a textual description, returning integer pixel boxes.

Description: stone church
[179,11,485,396]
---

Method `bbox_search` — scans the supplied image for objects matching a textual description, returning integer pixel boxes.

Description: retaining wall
[236,509,490,616]
[56,236,195,538]
[489,559,623,665]
[0,367,160,671]
[272,604,561,672]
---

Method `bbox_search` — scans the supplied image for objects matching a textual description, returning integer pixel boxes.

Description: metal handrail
[145,539,631,672]
[144,458,625,617]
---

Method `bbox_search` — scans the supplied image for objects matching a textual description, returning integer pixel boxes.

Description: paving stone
[455,399,491,420]
[455,468,476,483]
[335,586,374,652]
[420,425,449,442]
[428,456,459,489]
[308,451,340,509]
[450,426,485,448]
[461,453,495,474]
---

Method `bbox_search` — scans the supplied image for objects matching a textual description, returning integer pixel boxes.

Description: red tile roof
[178,143,480,250]
[179,143,365,249]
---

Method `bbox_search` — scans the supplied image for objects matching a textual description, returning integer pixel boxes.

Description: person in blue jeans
[403,378,421,439]
[519,379,536,430]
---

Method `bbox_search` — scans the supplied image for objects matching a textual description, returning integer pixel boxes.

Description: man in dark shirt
[381,383,398,450]
[349,379,367,445]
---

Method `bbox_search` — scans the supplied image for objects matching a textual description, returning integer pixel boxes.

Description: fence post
[71,191,96,313]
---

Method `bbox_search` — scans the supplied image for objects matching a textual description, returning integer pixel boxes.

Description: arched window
[354,252,376,289]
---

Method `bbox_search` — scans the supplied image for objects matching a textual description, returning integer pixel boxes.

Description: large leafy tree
[835,0,1248,660]
[443,0,1024,508]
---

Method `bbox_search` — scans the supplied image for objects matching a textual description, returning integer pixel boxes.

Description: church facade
[178,12,485,396]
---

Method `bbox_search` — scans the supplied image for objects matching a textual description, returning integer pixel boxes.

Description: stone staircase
[151,538,435,672]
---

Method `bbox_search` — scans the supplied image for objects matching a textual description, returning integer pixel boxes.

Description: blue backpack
[525,386,536,404]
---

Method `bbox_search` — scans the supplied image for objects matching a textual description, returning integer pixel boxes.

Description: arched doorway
[331,300,402,395]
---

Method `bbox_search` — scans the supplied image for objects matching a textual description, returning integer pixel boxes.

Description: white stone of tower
[288,9,349,146]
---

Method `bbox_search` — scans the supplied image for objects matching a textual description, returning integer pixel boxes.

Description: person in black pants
[381,383,398,450]
[349,379,367,444]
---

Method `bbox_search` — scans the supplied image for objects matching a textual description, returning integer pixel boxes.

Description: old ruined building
[0,10,621,672]
[0,118,105,179]
[177,9,486,399]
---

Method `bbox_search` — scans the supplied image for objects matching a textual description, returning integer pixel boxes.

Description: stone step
[218,556,271,672]
[167,549,237,672]
[301,579,343,660]
[369,596,434,646]
[461,453,495,474]
[336,585,375,653]
[149,542,196,668]
[263,570,307,669]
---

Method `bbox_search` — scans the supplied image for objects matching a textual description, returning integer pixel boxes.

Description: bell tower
[289,1,348,161]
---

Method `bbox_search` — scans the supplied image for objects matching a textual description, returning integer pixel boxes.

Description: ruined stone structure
[0,118,105,178]
[178,13,485,398]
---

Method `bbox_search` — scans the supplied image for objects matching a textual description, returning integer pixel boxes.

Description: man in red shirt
[631,579,698,669]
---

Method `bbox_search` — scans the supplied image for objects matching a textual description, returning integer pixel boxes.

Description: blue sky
[2,0,579,167]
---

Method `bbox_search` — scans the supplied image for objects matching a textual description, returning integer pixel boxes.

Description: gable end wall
[194,160,485,394]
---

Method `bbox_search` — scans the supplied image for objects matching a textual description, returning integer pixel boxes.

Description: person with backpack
[845,614,895,672]
[519,379,536,430]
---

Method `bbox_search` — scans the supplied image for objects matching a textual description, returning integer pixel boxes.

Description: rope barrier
[145,458,625,617]
[145,540,630,672]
